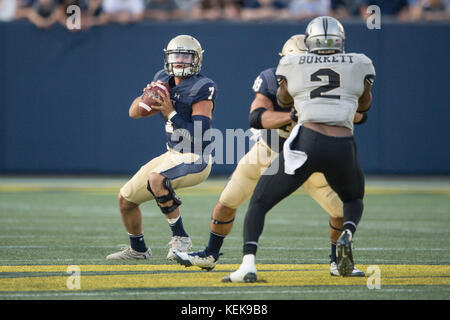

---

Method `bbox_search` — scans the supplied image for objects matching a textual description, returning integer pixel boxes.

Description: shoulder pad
[189,77,215,97]
[352,53,374,65]
[153,69,168,82]
[279,54,301,65]
[260,68,277,93]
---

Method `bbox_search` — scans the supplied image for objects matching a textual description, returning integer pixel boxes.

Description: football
[138,82,170,117]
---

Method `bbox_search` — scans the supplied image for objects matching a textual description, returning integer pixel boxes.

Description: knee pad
[147,177,182,214]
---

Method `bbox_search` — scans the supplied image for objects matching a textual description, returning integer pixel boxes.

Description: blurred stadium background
[0,0,449,301]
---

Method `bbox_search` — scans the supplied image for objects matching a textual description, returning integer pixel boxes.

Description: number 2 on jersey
[310,68,341,100]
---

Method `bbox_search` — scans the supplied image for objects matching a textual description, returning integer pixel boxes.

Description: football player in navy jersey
[174,35,366,276]
[107,35,218,261]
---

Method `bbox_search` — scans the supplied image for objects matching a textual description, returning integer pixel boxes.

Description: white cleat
[174,250,218,271]
[106,246,152,260]
[166,236,192,260]
[222,265,257,283]
[222,255,258,283]
[330,262,365,277]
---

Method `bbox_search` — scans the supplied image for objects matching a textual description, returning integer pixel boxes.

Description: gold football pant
[218,139,343,218]
[120,147,211,205]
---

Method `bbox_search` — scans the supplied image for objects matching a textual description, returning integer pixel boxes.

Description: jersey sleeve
[276,55,298,84]
[253,68,278,99]
[252,70,269,95]
[190,78,218,104]
[358,54,376,84]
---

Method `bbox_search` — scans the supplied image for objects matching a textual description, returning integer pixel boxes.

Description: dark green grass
[0,185,449,299]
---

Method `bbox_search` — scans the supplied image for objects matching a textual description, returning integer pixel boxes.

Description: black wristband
[249,107,267,129]
[290,108,298,122]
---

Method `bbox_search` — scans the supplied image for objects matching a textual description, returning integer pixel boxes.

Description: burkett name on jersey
[279,53,372,65]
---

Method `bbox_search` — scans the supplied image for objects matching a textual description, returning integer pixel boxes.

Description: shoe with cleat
[167,236,192,261]
[174,249,218,271]
[106,246,152,260]
[221,257,257,283]
[330,261,365,277]
[336,229,355,277]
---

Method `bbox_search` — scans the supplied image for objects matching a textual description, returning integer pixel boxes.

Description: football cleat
[336,229,354,276]
[106,246,152,260]
[330,261,365,277]
[166,236,192,260]
[222,265,257,283]
[173,250,218,271]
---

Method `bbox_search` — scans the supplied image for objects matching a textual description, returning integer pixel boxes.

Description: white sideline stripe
[138,102,151,111]
[0,288,441,298]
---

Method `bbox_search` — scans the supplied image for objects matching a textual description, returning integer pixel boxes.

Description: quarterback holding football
[107,35,218,261]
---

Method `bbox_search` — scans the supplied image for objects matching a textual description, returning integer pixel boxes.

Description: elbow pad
[249,107,267,129]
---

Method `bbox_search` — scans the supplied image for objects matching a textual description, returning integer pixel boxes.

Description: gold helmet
[164,35,204,77]
[279,34,308,57]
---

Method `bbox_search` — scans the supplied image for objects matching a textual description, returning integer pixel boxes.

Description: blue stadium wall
[0,21,449,175]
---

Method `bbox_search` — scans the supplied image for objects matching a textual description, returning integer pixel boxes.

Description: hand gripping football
[138,82,170,117]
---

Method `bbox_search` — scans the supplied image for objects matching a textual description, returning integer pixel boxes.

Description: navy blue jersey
[252,68,293,152]
[153,69,218,153]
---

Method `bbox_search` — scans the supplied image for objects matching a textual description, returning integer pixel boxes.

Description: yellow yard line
[0,264,448,292]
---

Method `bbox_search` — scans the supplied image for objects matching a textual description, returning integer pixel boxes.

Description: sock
[129,233,147,253]
[168,216,189,237]
[243,241,258,256]
[343,221,357,236]
[330,242,337,263]
[205,232,224,258]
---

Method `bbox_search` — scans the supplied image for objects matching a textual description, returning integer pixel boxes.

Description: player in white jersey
[277,52,374,130]
[224,16,375,282]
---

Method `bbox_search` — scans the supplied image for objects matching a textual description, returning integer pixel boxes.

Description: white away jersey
[276,52,375,131]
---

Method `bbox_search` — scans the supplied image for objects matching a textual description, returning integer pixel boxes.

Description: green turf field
[0,176,449,300]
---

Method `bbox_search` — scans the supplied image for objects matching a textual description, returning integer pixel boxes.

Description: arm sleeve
[275,55,295,82]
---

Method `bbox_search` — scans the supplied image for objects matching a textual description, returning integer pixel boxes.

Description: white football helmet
[305,16,345,54]
[279,34,308,57]
[164,35,204,77]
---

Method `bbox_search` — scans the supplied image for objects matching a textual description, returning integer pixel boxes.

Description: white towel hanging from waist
[282,123,307,175]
